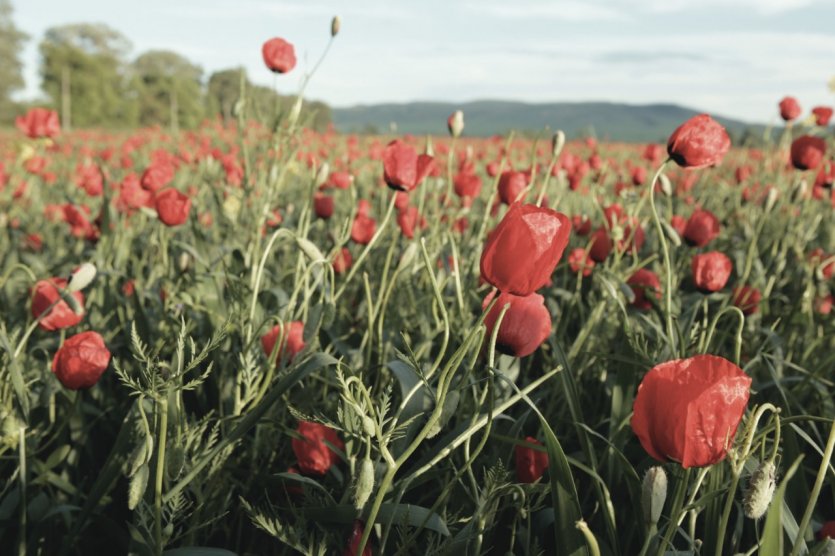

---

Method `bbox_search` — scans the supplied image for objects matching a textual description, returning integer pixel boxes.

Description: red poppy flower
[480,203,571,296]
[313,192,334,219]
[382,140,434,192]
[812,106,833,127]
[733,285,761,315]
[140,163,175,193]
[351,213,377,245]
[670,215,687,237]
[51,331,111,390]
[482,291,551,358]
[683,209,720,247]
[397,206,422,239]
[16,108,60,139]
[327,171,354,190]
[343,520,372,556]
[631,354,751,468]
[515,436,549,483]
[31,278,85,331]
[262,37,297,74]
[497,171,530,205]
[453,171,482,199]
[667,114,731,169]
[155,188,192,227]
[261,321,305,364]
[568,248,594,277]
[627,268,661,311]
[332,247,352,274]
[292,421,344,476]
[691,252,732,293]
[778,96,802,121]
[588,227,613,263]
[790,135,826,171]
[572,215,592,236]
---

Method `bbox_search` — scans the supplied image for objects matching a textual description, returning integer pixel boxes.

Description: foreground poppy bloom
[692,252,732,292]
[480,203,571,296]
[779,96,802,121]
[292,421,344,476]
[790,136,826,171]
[16,107,60,139]
[51,331,111,390]
[733,285,761,315]
[261,321,305,364]
[482,291,551,358]
[631,354,751,468]
[343,520,372,556]
[382,140,434,192]
[31,278,85,331]
[667,114,731,169]
[155,188,192,226]
[627,268,661,310]
[515,436,549,483]
[262,37,296,73]
[683,209,720,247]
[812,106,833,127]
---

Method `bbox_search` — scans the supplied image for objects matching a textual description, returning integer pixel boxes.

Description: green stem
[655,468,690,556]
[647,160,676,356]
[789,418,835,556]
[154,393,169,556]
[714,470,741,556]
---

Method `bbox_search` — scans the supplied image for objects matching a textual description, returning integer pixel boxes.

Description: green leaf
[761,455,803,555]
[163,549,238,556]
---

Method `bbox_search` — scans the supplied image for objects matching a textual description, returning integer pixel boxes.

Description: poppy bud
[31,278,85,331]
[331,15,341,37]
[683,209,720,247]
[480,202,571,296]
[515,436,549,483]
[67,263,97,292]
[631,354,752,468]
[790,135,826,171]
[353,457,375,509]
[292,421,344,476]
[51,331,111,390]
[667,114,731,169]
[447,110,464,138]
[627,268,661,311]
[382,140,434,192]
[262,37,297,74]
[743,460,776,520]
[483,291,551,358]
[641,466,668,526]
[778,96,802,121]
[552,130,566,158]
[812,106,833,127]
[155,188,191,227]
[691,251,732,292]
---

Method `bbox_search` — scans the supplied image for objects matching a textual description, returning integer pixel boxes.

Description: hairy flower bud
[67,263,97,292]
[447,110,464,138]
[743,460,776,519]
[354,457,375,509]
[641,466,667,526]
[331,16,341,37]
[552,130,566,158]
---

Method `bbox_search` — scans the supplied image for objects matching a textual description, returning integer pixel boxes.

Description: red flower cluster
[16,108,60,139]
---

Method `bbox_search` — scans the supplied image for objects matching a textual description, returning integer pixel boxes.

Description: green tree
[39,23,138,128]
[206,67,245,123]
[133,50,204,130]
[0,0,28,124]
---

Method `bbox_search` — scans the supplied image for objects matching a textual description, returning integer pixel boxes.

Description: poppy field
[4,24,835,556]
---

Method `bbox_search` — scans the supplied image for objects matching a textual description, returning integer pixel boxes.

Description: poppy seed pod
[292,421,344,476]
[631,354,752,468]
[667,114,731,169]
[51,331,111,390]
[790,135,826,171]
[382,140,434,192]
[692,251,732,292]
[778,96,802,122]
[683,209,720,247]
[155,188,191,227]
[31,278,85,331]
[480,202,571,296]
[482,291,552,358]
[261,37,297,74]
[515,436,549,483]
[261,321,306,365]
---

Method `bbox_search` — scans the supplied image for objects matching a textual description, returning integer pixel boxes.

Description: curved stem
[647,160,676,356]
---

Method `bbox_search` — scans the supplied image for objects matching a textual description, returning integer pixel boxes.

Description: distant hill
[331,100,764,143]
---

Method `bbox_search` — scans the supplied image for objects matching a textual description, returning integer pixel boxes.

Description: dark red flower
[16,108,60,138]
[515,436,549,483]
[261,321,305,364]
[332,247,352,274]
[292,421,344,476]
[382,140,434,192]
[497,171,529,205]
[631,354,751,468]
[790,135,826,171]
[588,227,613,262]
[572,215,592,236]
[812,106,833,127]
[262,37,297,74]
[568,248,594,277]
[480,203,571,296]
[733,285,761,315]
[343,520,372,556]
[667,114,731,169]
[683,209,720,247]
[313,193,334,219]
[31,278,85,331]
[482,291,551,358]
[627,268,661,311]
[51,331,111,390]
[692,252,732,292]
[155,188,192,226]
[779,96,802,121]
[818,521,835,541]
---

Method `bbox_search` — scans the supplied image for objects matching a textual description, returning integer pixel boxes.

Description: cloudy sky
[13,0,835,123]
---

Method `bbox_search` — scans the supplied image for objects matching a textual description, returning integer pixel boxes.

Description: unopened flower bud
[552,130,566,158]
[331,16,341,37]
[354,457,375,509]
[67,263,97,292]
[658,173,673,197]
[642,466,667,526]
[178,252,191,273]
[361,415,376,438]
[315,162,330,186]
[743,460,776,520]
[447,110,464,138]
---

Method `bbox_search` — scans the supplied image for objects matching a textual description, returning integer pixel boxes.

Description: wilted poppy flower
[155,188,191,226]
[51,331,111,390]
[497,171,529,205]
[262,37,296,74]
[313,192,334,219]
[515,436,549,483]
[31,278,85,331]
[292,420,344,476]
[332,247,352,274]
[343,520,372,556]
[482,291,551,357]
[480,203,571,296]
[790,136,826,171]
[733,285,761,315]
[261,321,305,364]
[683,209,720,247]
[667,114,731,169]
[631,354,751,468]
[627,268,661,310]
[568,248,594,277]
[778,96,802,121]
[812,106,833,127]
[382,140,434,192]
[16,107,60,138]
[692,252,732,293]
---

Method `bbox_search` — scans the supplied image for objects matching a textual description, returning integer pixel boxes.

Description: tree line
[0,0,331,131]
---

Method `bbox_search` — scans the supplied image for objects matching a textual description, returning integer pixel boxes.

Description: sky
[11,0,835,123]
